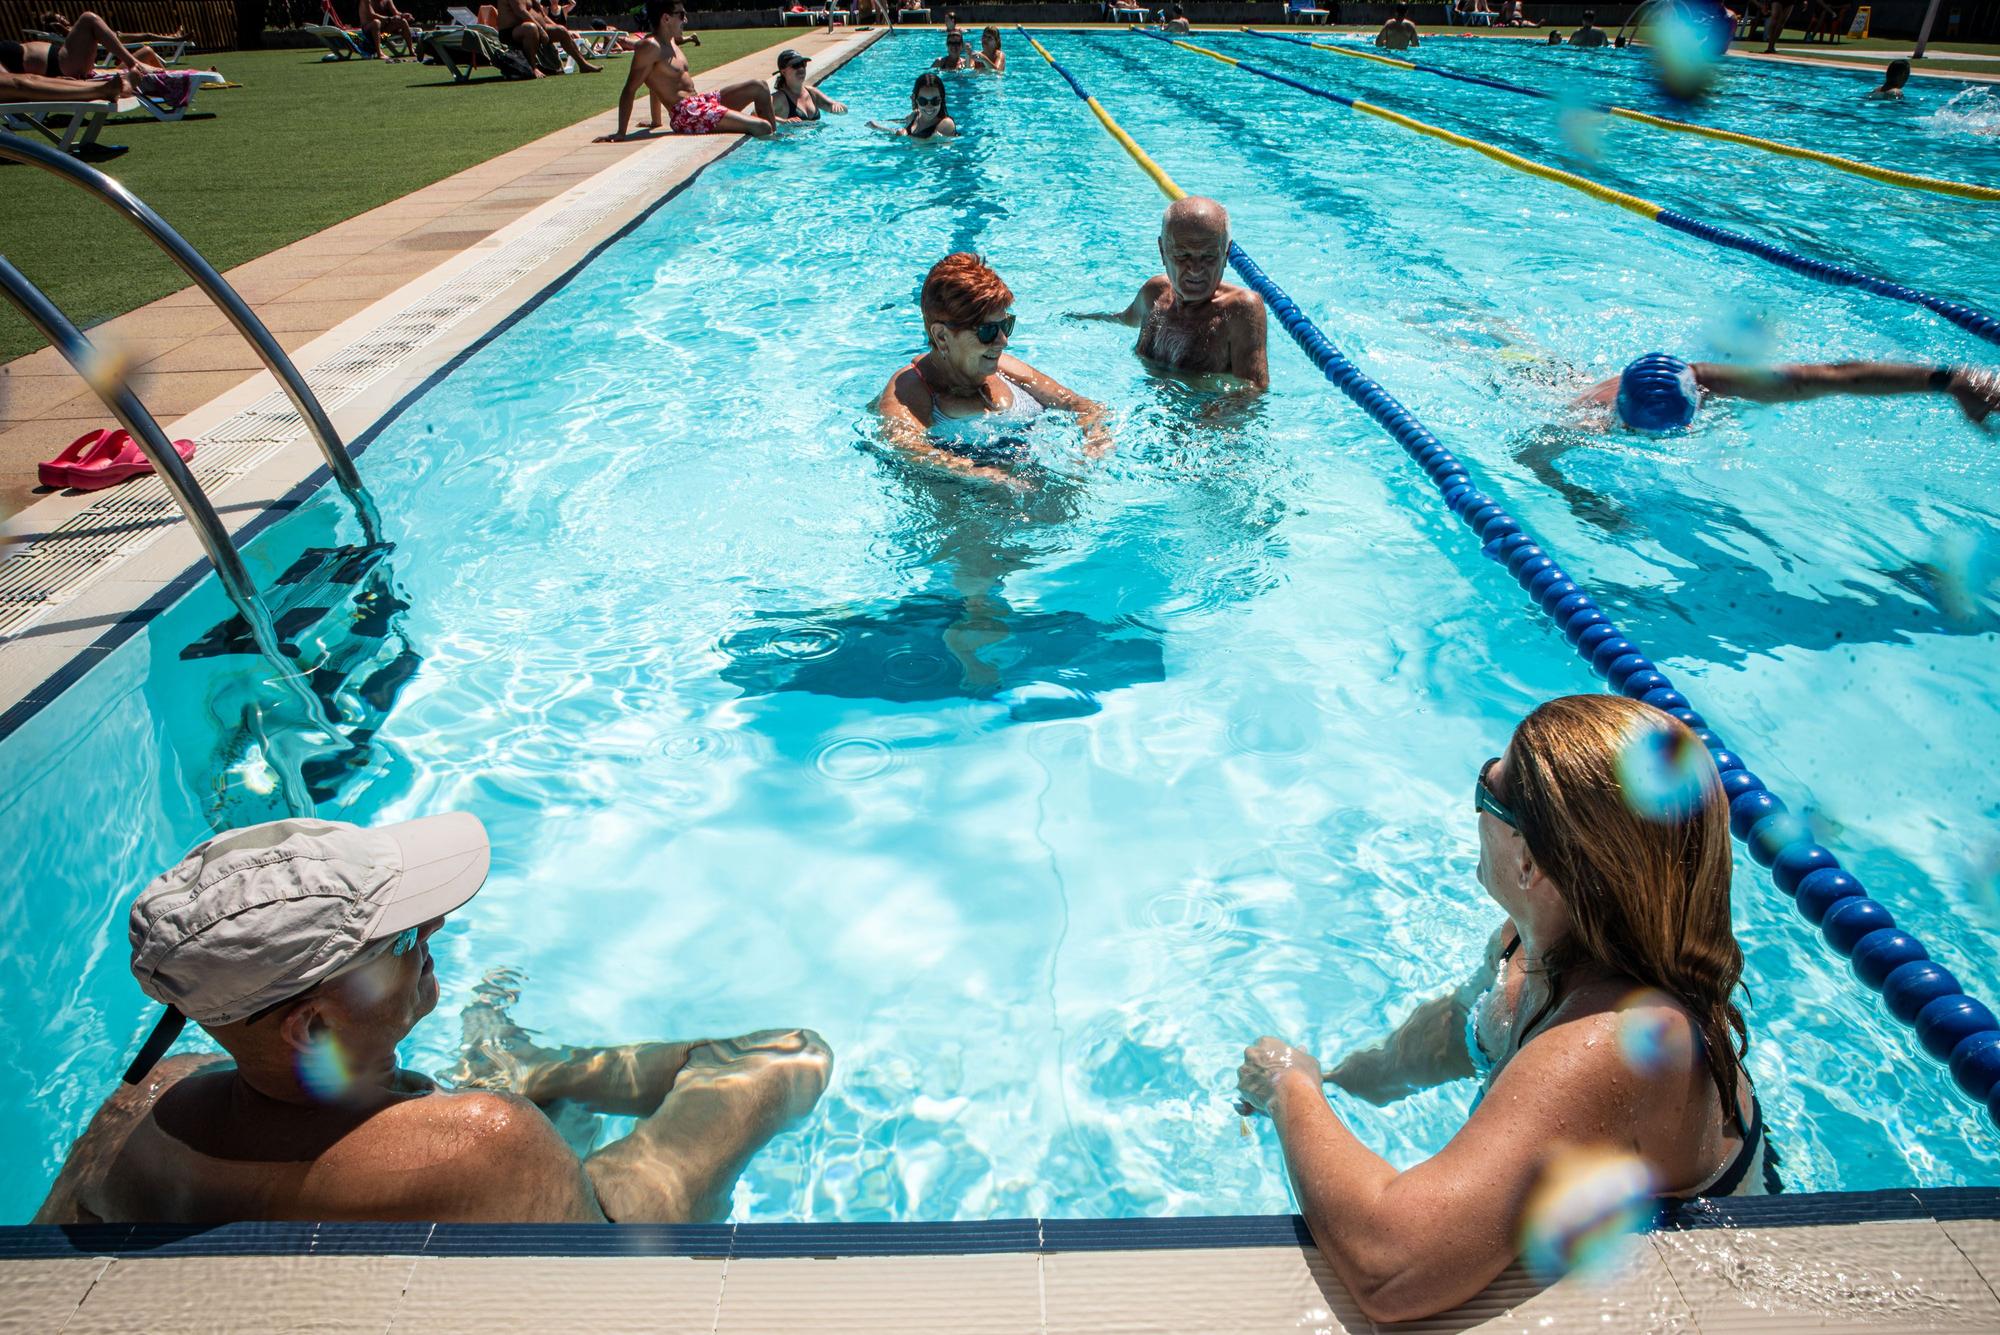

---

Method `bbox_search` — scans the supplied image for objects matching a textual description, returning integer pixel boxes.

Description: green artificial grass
[0,29,797,364]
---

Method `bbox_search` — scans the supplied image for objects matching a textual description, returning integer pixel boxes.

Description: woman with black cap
[772,47,845,122]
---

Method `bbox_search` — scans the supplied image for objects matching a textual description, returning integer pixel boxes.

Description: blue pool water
[2,33,1998,1222]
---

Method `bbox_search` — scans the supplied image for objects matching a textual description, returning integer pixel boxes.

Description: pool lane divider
[1130,30,2000,349]
[1237,28,2000,204]
[1022,28,2000,1131]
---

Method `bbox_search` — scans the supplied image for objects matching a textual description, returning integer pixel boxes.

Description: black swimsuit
[774,85,818,121]
[1,40,66,77]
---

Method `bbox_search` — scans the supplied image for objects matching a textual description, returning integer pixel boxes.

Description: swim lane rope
[1130,29,2000,350]
[1238,27,2000,204]
[1020,27,2000,1131]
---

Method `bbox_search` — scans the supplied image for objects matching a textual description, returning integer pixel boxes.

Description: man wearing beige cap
[34,814,831,1224]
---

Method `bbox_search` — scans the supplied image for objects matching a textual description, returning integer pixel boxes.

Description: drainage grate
[0,143,704,645]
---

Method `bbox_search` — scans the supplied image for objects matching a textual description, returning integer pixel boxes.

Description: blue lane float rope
[1131,28,2000,349]
[1025,29,2000,1130]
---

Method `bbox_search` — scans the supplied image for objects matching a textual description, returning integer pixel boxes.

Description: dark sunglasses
[953,313,1015,344]
[243,926,421,1026]
[917,94,943,106]
[1475,756,1520,830]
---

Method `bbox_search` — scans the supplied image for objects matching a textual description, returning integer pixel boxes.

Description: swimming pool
[2,32,1997,1222]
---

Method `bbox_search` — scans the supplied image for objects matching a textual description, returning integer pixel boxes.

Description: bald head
[1158,196,1230,304]
[1163,196,1229,244]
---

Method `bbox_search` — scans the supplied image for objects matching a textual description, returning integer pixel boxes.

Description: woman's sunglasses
[916,94,943,106]
[954,313,1015,344]
[1475,756,1520,830]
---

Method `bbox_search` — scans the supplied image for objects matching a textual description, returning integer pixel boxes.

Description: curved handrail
[0,256,315,814]
[0,132,382,543]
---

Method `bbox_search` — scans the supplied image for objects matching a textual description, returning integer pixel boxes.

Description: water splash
[1646,0,1732,103]
[1931,86,2000,139]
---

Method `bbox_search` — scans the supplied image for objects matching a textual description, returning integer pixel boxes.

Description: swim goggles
[1476,757,1520,830]
[955,313,1015,344]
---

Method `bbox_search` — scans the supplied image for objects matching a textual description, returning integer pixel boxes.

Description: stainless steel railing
[0,131,382,543]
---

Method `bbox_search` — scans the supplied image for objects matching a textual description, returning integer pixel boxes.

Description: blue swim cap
[1615,353,1699,432]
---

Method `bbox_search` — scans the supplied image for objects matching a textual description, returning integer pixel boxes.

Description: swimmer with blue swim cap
[1579,354,2000,431]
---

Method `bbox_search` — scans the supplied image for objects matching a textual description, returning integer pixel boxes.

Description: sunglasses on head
[243,925,421,1026]
[1475,756,1520,830]
[953,312,1015,344]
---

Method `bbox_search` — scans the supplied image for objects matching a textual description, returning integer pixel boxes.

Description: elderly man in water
[35,815,831,1224]
[1071,196,1269,391]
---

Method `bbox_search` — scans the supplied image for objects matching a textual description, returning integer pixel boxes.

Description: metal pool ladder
[0,131,389,679]
[0,131,382,544]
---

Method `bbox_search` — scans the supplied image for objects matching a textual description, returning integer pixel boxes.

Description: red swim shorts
[669,92,726,135]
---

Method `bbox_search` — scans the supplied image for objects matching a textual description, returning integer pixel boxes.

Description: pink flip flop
[38,429,120,488]
[64,431,198,492]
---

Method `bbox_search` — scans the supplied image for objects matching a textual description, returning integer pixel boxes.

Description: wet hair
[1394,2,1409,15]
[1582,8,1595,19]
[1548,29,1563,41]
[908,70,949,132]
[920,252,1012,329]
[1499,695,1748,1128]
[982,25,1001,44]
[1884,58,1911,87]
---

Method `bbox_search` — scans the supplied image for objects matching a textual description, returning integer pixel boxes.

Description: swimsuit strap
[913,356,1001,411]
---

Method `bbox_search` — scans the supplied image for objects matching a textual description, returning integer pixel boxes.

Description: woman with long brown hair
[1237,694,1768,1323]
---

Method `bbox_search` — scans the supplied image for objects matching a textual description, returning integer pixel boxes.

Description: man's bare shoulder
[320,1089,604,1222]
[1217,283,1265,316]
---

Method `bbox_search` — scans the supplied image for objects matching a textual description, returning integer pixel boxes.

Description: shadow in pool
[719,593,1165,721]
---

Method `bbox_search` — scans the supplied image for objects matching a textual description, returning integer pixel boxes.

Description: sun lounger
[0,99,114,152]
[119,70,222,122]
[23,29,195,65]
[570,29,628,57]
[897,6,932,19]
[419,23,505,82]
[1285,0,1331,22]
[1109,5,1149,21]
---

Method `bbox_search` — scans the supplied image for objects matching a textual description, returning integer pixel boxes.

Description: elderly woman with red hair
[878,253,1110,481]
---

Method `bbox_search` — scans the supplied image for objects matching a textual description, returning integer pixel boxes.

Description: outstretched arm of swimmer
[1066,281,1152,326]
[1323,923,1510,1103]
[1695,361,1998,422]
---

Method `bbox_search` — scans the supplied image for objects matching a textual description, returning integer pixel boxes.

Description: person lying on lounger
[596,0,773,139]
[1579,354,2000,432]
[6,10,163,80]
[1068,196,1269,392]
[0,65,136,102]
[34,815,832,1226]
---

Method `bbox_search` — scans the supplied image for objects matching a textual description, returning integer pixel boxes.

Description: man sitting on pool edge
[1583,353,2000,432]
[596,0,775,141]
[1069,196,1269,393]
[35,814,832,1224]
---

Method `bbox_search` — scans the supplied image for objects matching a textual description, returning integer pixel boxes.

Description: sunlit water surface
[2,34,1996,1222]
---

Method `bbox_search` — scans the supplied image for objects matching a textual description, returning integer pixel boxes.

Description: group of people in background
[0,10,196,109]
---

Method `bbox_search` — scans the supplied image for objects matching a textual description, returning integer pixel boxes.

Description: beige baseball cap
[121,814,489,1081]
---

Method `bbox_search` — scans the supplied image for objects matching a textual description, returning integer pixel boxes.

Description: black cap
[778,48,810,68]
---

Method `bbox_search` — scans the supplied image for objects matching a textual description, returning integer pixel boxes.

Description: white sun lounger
[0,99,113,152]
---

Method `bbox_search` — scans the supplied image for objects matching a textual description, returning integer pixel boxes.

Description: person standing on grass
[596,0,776,141]
[1377,3,1421,48]
[34,815,833,1226]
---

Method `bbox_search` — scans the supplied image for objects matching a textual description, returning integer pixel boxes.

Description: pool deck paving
[1,1191,1998,1332]
[0,25,884,725]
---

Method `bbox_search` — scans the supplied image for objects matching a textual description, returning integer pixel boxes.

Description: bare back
[35,1054,599,1225]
